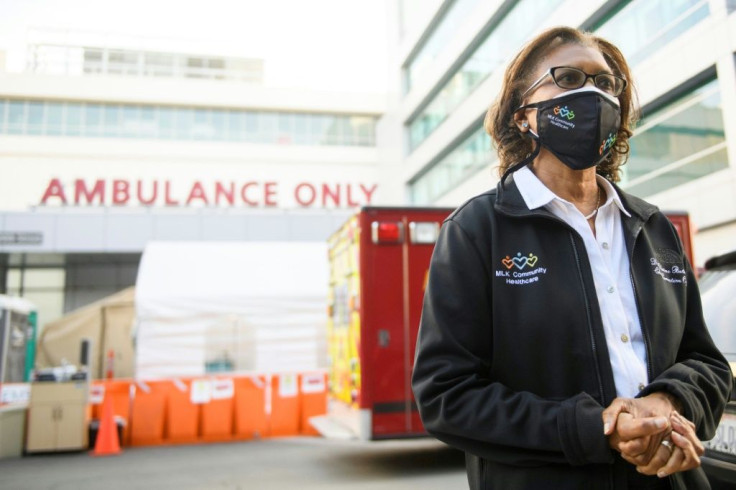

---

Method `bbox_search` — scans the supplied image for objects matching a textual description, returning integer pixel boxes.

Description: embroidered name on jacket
[496,252,547,285]
[650,248,687,285]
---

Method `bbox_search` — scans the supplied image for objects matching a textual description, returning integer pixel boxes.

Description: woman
[411,26,731,490]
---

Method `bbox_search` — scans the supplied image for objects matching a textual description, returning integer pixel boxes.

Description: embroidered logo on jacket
[649,248,687,285]
[496,252,547,285]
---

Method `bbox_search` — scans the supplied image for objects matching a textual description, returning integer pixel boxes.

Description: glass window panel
[0,99,376,147]
[83,48,104,74]
[228,111,245,141]
[211,110,226,140]
[7,100,25,134]
[627,147,728,197]
[294,113,308,144]
[595,0,709,66]
[6,269,21,290]
[158,106,175,139]
[243,112,259,142]
[405,0,481,93]
[260,112,277,143]
[139,106,157,138]
[65,103,82,136]
[26,101,44,135]
[276,113,293,144]
[407,0,564,152]
[338,117,353,145]
[144,52,174,77]
[103,105,121,137]
[192,108,213,140]
[45,102,64,135]
[121,105,140,137]
[175,108,194,139]
[409,126,492,204]
[322,115,339,145]
[24,290,65,325]
[85,103,103,137]
[108,50,139,75]
[23,269,65,288]
[623,79,725,196]
[0,99,6,133]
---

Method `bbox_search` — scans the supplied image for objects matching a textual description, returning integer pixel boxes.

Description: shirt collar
[515,165,631,217]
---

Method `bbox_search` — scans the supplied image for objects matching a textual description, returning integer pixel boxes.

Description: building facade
[391,0,736,266]
[3,2,736,329]
[0,31,391,326]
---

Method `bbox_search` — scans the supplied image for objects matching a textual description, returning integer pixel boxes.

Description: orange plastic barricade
[165,378,200,444]
[129,380,167,446]
[269,373,300,437]
[233,375,268,440]
[200,377,235,442]
[299,372,328,435]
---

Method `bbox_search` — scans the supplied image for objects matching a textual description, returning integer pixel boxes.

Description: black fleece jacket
[411,176,731,490]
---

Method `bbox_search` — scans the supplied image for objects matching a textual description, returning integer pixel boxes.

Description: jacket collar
[494,168,659,224]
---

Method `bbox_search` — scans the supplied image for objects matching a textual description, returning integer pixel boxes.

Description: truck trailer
[320,206,695,440]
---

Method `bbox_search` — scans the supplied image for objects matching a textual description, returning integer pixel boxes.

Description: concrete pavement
[0,437,467,489]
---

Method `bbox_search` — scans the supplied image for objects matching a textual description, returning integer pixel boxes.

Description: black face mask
[502,87,621,183]
[524,86,621,170]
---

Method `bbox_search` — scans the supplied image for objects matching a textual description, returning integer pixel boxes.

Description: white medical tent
[134,242,328,379]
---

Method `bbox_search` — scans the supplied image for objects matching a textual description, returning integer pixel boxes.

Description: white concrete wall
[0,72,386,115]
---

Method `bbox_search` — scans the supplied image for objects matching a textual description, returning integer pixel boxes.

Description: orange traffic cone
[92,394,121,456]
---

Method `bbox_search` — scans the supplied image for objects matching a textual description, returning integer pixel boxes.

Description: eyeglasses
[521,66,627,98]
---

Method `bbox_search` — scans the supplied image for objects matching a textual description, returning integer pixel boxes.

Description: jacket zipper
[569,233,606,404]
[570,232,614,490]
[627,223,654,384]
[507,208,611,404]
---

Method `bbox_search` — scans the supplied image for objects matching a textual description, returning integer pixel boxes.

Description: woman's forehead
[535,43,611,75]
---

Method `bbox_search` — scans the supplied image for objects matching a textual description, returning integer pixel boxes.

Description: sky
[0,0,391,92]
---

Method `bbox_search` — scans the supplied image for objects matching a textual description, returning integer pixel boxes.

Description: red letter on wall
[40,178,68,205]
[112,180,130,205]
[74,179,105,205]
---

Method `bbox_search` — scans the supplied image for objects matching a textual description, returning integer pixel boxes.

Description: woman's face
[516,43,613,133]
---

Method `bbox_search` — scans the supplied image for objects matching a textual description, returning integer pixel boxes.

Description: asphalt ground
[0,437,467,490]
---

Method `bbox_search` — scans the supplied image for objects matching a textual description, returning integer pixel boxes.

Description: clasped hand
[602,394,704,478]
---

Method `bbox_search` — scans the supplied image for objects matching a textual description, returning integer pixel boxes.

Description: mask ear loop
[501,102,541,185]
[500,131,541,186]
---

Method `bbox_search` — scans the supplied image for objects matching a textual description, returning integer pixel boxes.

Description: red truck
[321,207,695,440]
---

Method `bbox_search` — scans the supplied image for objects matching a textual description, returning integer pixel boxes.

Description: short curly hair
[485,26,638,182]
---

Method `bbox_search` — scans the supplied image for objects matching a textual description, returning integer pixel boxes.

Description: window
[66,104,83,136]
[27,102,44,135]
[158,107,175,139]
[409,125,491,204]
[228,110,245,141]
[85,104,103,137]
[103,105,121,137]
[139,106,157,138]
[108,50,139,76]
[407,0,564,152]
[0,99,377,146]
[121,105,140,138]
[83,48,104,74]
[595,0,709,66]
[6,268,66,326]
[623,78,727,197]
[7,100,24,134]
[404,0,481,94]
[46,103,64,136]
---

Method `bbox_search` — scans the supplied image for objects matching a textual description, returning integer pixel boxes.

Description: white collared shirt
[514,165,648,398]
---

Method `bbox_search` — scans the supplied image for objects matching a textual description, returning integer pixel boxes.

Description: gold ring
[661,440,674,453]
